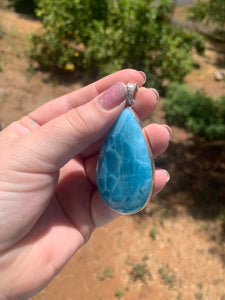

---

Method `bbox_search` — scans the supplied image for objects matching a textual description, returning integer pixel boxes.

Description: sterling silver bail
[126,83,138,107]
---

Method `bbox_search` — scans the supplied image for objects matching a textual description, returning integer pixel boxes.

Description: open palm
[0,70,170,300]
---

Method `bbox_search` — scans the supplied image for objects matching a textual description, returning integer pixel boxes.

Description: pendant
[96,83,154,214]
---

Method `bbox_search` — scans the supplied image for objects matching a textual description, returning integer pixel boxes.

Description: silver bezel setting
[126,83,138,107]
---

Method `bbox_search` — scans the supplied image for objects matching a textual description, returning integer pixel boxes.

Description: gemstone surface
[97,108,153,214]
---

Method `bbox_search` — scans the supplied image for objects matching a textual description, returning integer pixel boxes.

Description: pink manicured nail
[150,88,160,102]
[162,124,172,138]
[165,170,170,182]
[138,71,147,83]
[97,82,127,111]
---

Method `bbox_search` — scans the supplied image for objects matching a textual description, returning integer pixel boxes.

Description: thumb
[20,82,127,172]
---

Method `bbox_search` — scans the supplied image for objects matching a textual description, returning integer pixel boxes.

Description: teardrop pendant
[96,84,154,214]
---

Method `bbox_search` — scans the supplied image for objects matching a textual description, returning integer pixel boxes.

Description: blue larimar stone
[97,108,153,214]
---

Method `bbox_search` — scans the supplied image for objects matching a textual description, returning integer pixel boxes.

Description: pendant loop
[126,83,138,107]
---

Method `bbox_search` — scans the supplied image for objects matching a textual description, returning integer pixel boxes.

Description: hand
[0,69,170,300]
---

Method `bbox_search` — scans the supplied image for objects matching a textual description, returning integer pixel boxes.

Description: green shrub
[218,95,225,123]
[29,0,204,87]
[164,83,225,140]
[188,0,225,27]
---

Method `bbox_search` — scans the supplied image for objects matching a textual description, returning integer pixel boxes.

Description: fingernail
[138,71,146,84]
[162,124,172,138]
[97,82,127,111]
[165,170,170,182]
[150,88,160,102]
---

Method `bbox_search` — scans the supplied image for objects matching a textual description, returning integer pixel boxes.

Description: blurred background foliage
[26,0,205,89]
[8,0,225,141]
[188,0,225,27]
[164,83,225,140]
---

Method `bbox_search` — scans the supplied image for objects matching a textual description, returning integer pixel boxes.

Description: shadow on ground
[135,135,225,262]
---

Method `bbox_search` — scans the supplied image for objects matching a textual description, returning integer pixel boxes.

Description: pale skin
[0,69,171,300]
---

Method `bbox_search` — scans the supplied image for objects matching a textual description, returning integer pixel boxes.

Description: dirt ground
[0,3,225,300]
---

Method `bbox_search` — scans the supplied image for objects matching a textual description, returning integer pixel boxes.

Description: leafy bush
[218,95,225,123]
[9,0,37,14]
[164,82,225,140]
[29,0,204,87]
[188,0,225,27]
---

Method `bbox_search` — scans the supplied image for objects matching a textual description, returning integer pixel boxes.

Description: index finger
[28,69,146,125]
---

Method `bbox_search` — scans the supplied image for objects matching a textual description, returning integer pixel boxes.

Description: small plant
[142,255,149,261]
[199,222,205,231]
[177,293,183,300]
[130,256,152,282]
[49,79,59,87]
[159,213,168,226]
[211,234,217,241]
[213,278,223,285]
[10,28,18,38]
[149,228,158,240]
[197,282,203,289]
[158,264,176,289]
[97,267,113,281]
[115,288,125,299]
[195,291,204,299]
[26,63,35,79]
[0,25,4,39]
[195,281,205,299]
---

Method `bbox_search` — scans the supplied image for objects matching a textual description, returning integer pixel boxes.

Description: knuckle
[65,106,92,138]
